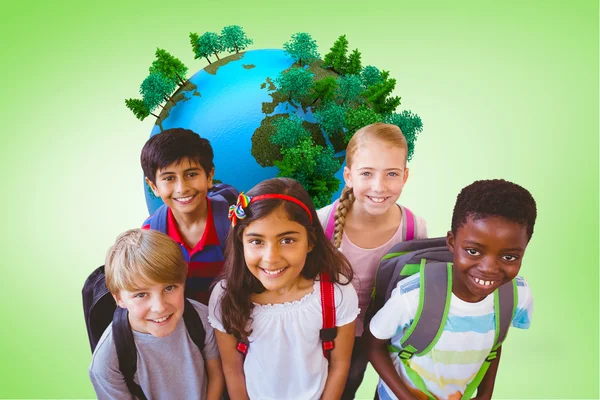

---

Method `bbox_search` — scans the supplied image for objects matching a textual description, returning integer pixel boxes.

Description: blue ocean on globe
[145,49,345,215]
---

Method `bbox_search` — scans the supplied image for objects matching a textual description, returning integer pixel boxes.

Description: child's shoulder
[89,324,117,372]
[399,204,428,239]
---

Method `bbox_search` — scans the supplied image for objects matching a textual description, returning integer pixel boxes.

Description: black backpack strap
[183,299,206,356]
[112,308,148,400]
[397,261,452,359]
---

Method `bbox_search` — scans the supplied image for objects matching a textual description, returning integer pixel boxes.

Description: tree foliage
[314,101,347,140]
[283,32,320,66]
[140,72,176,112]
[311,76,338,105]
[270,115,310,149]
[150,48,188,87]
[275,67,314,103]
[384,110,423,161]
[220,25,253,53]
[198,32,222,61]
[362,70,401,115]
[361,65,382,88]
[336,74,363,106]
[323,35,349,74]
[125,98,154,121]
[275,137,340,208]
[346,49,362,76]
[344,105,382,141]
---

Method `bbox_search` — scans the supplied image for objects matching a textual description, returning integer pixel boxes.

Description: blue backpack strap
[209,196,231,253]
[182,299,206,357]
[148,203,169,234]
[112,308,148,400]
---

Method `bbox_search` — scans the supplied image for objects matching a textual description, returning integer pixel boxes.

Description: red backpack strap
[319,272,337,359]
[236,340,249,358]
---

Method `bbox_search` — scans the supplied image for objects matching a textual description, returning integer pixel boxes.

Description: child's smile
[447,215,528,303]
[242,207,314,295]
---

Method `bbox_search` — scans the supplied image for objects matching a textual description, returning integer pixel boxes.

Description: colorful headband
[228,192,313,227]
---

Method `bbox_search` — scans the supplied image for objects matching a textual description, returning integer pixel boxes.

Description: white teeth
[263,267,285,275]
[474,277,495,286]
[369,196,386,203]
[152,316,170,323]
[176,195,193,202]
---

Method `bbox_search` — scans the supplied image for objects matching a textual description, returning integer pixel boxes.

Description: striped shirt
[370,273,533,400]
[143,198,225,305]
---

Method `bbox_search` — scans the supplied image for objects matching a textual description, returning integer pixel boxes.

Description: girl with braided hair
[317,123,428,398]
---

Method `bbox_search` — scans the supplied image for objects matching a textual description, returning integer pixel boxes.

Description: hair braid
[333,186,355,248]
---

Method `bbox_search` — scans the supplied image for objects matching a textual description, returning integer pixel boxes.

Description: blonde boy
[89,229,224,399]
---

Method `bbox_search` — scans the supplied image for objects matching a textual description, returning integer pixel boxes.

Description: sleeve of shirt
[334,281,360,326]
[415,215,428,239]
[89,330,135,400]
[369,274,420,340]
[208,280,226,332]
[316,203,335,232]
[512,276,533,329]
[141,215,151,230]
[192,301,221,360]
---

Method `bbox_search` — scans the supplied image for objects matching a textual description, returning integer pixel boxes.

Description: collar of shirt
[166,197,220,255]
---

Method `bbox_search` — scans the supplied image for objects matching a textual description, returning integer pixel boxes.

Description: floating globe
[144,49,346,215]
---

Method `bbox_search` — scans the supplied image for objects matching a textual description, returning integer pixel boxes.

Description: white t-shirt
[208,279,359,400]
[370,274,534,400]
[317,202,428,336]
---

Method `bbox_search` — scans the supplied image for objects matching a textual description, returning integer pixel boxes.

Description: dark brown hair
[140,128,214,184]
[217,178,353,341]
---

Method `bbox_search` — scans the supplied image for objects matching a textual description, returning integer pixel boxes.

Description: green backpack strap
[389,263,517,400]
[388,260,453,400]
[461,279,517,399]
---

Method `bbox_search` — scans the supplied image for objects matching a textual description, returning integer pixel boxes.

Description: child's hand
[446,391,463,400]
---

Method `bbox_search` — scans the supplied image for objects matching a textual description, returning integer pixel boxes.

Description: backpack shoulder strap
[182,299,206,357]
[112,308,148,400]
[324,200,339,241]
[461,280,517,399]
[399,205,416,242]
[397,261,452,358]
[388,261,453,400]
[209,197,230,252]
[149,204,169,233]
[319,272,337,360]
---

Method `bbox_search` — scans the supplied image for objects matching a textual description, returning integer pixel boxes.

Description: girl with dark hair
[208,178,359,400]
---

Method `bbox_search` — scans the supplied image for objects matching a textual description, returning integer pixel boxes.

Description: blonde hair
[104,229,187,293]
[333,123,408,248]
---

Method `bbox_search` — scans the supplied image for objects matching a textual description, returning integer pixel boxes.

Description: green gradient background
[1,0,597,398]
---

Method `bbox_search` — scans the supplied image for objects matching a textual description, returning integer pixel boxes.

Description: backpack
[367,237,517,400]
[321,200,417,243]
[235,272,338,360]
[83,183,237,353]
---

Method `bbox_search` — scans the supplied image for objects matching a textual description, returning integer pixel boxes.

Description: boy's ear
[145,177,160,197]
[112,293,126,309]
[207,167,214,189]
[343,166,352,189]
[446,230,456,253]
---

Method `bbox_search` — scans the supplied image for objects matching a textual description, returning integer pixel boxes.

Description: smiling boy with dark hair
[141,128,238,304]
[366,179,537,400]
